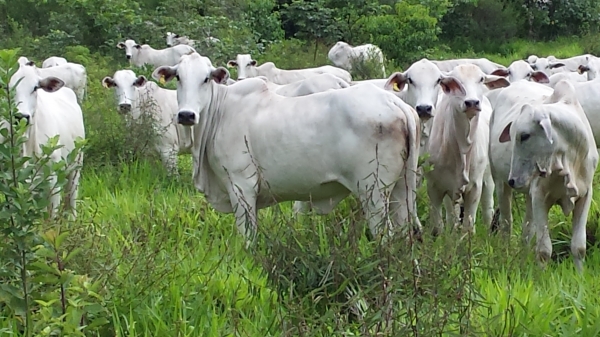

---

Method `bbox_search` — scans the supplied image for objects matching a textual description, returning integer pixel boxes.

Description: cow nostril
[119,104,132,111]
[415,105,433,118]
[177,111,196,125]
[15,113,30,125]
[126,55,131,60]
[465,100,480,108]
[508,179,515,187]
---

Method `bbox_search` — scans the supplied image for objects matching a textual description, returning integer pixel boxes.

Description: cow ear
[249,60,257,66]
[25,61,35,67]
[116,42,125,49]
[101,77,116,89]
[539,117,553,144]
[578,65,590,74]
[530,71,549,83]
[37,77,64,93]
[440,76,466,96]
[383,72,408,92]
[491,68,510,77]
[549,62,565,69]
[174,34,180,38]
[133,75,147,87]
[499,122,512,143]
[134,44,142,49]
[484,75,510,90]
[210,67,230,84]
[226,60,237,68]
[152,65,178,83]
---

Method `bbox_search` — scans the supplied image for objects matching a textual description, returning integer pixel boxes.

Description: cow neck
[194,81,227,177]
[450,107,480,187]
[22,119,38,158]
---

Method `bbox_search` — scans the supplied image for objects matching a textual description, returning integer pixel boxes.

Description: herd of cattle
[8,34,600,272]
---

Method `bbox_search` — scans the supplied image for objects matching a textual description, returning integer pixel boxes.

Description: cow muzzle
[126,55,132,60]
[177,111,196,126]
[119,103,132,113]
[415,105,433,120]
[14,113,30,126]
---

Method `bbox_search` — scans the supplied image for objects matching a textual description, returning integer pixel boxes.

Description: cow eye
[520,133,530,142]
[527,73,532,77]
[175,75,180,81]
[203,77,209,83]
[32,86,38,93]
[436,78,441,84]
[480,77,484,83]
[407,78,413,84]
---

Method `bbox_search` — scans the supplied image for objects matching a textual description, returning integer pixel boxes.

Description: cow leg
[427,184,445,237]
[228,187,258,248]
[480,170,495,228]
[531,191,553,267]
[64,169,81,219]
[522,195,534,244]
[461,182,483,235]
[496,181,513,234]
[389,174,422,238]
[571,190,592,273]
[48,173,61,219]
[158,146,179,177]
[443,196,459,229]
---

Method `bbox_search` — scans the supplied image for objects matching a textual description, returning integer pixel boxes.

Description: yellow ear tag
[159,75,166,85]
[102,82,108,89]
[392,82,400,92]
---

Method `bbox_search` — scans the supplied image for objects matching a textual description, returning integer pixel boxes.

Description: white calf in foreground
[426,64,509,235]
[498,80,598,272]
[261,73,350,97]
[227,54,352,84]
[42,56,67,68]
[327,41,386,77]
[102,70,196,175]
[153,52,421,245]
[8,64,85,218]
[431,58,506,75]
[21,61,87,103]
[117,39,196,68]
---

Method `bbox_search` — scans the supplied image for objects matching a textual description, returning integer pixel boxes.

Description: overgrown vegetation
[2,0,600,336]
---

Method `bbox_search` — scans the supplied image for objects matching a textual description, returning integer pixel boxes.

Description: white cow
[153,52,422,245]
[327,41,386,77]
[21,61,87,103]
[226,54,352,84]
[166,32,196,48]
[426,64,509,235]
[497,80,598,272]
[262,73,350,97]
[576,56,600,80]
[18,56,34,67]
[8,64,85,218]
[546,71,587,88]
[490,60,550,83]
[101,70,199,175]
[431,58,506,75]
[42,56,68,68]
[527,55,567,76]
[116,39,196,68]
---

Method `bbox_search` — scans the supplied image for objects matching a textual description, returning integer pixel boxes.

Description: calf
[498,80,598,272]
[425,64,509,235]
[227,54,352,84]
[42,56,67,68]
[117,39,196,68]
[328,41,386,77]
[490,60,549,83]
[102,70,197,175]
[166,32,196,48]
[8,64,85,218]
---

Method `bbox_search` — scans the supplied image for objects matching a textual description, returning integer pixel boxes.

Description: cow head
[117,39,142,61]
[17,56,35,67]
[9,65,64,128]
[153,52,229,126]
[578,57,600,80]
[529,57,565,76]
[443,64,510,119]
[227,54,258,80]
[491,60,549,83]
[102,70,148,114]
[500,104,554,190]
[165,32,181,47]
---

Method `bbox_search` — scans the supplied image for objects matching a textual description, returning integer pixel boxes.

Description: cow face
[578,57,600,80]
[117,39,142,61]
[226,54,257,80]
[530,57,565,76]
[500,104,554,190]
[153,53,229,126]
[9,65,64,127]
[102,70,147,114]
[491,60,549,84]
[384,58,447,120]
[165,32,181,47]
[443,64,509,119]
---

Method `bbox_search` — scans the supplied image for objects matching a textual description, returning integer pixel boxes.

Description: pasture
[3,1,600,335]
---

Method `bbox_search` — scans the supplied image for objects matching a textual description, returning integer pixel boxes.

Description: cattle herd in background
[10,30,600,273]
